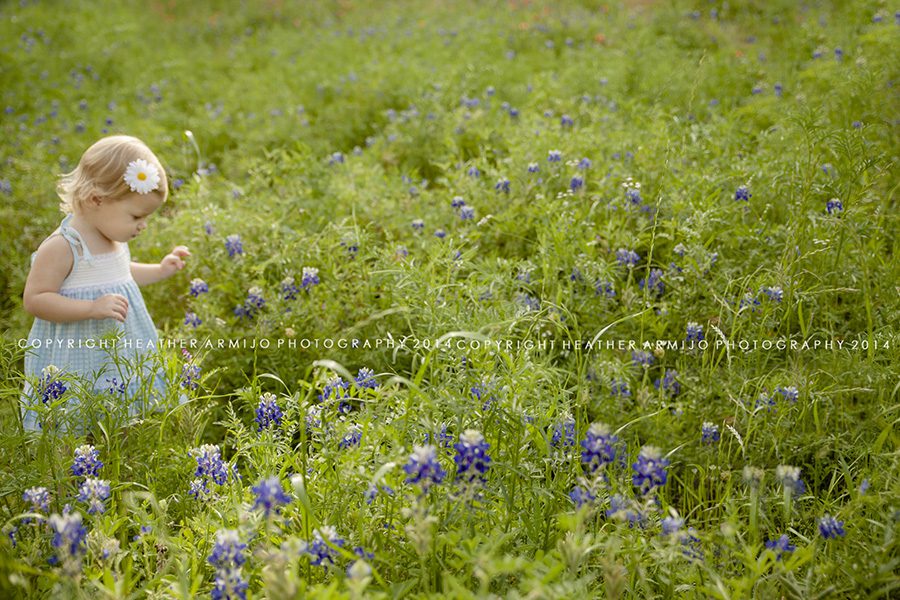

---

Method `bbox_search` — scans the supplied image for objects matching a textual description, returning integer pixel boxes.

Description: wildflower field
[1,0,899,598]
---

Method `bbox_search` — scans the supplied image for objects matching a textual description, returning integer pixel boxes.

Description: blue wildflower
[467,166,481,177]
[48,511,88,575]
[208,529,249,600]
[701,422,720,445]
[181,363,201,390]
[761,286,783,301]
[76,478,110,515]
[434,228,447,238]
[631,351,654,367]
[301,267,320,290]
[577,157,592,170]
[765,534,796,560]
[551,417,576,448]
[616,249,640,268]
[611,379,631,398]
[661,515,684,536]
[625,188,642,205]
[776,465,806,496]
[225,235,243,258]
[735,186,751,202]
[251,476,292,517]
[255,393,283,432]
[686,322,704,342]
[548,150,562,162]
[184,312,202,328]
[527,162,540,173]
[204,221,214,235]
[654,369,681,397]
[71,445,103,477]
[818,515,845,539]
[189,444,231,497]
[632,446,670,494]
[826,199,843,215]
[560,114,574,127]
[639,268,665,296]
[339,426,362,449]
[580,423,618,471]
[23,486,51,516]
[569,486,596,508]
[569,175,584,191]
[495,178,510,193]
[454,430,491,484]
[451,196,466,208]
[307,526,346,566]
[329,152,345,165]
[412,219,425,231]
[39,365,67,404]
[404,445,446,491]
[319,376,350,403]
[354,367,378,389]
[189,278,209,297]
[460,205,475,220]
[834,47,843,61]
[595,280,616,298]
[280,276,299,300]
[105,377,126,395]
[776,386,799,403]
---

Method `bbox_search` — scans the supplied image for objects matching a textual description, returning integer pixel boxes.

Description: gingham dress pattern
[21,213,165,431]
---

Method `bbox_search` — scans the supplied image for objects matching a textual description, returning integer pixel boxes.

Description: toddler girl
[21,135,190,432]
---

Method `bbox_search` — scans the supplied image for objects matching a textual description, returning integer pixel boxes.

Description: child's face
[89,192,163,243]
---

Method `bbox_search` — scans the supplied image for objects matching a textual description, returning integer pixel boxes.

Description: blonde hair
[58,135,168,213]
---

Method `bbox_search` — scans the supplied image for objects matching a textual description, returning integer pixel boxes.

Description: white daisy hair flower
[123,159,161,194]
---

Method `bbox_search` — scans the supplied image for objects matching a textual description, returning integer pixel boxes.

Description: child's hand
[160,246,191,277]
[91,294,129,322]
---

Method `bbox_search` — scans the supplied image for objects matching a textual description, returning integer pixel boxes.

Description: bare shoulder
[30,234,74,281]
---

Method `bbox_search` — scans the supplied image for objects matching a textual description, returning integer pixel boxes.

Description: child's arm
[131,246,190,286]
[23,236,129,323]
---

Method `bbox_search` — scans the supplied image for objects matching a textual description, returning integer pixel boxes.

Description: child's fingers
[171,246,191,258]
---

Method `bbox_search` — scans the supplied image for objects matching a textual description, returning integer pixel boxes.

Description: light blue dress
[21,213,167,432]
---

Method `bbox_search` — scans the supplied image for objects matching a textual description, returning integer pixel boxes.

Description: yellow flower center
[137,172,147,181]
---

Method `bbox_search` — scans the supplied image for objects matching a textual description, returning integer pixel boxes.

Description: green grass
[1,0,898,598]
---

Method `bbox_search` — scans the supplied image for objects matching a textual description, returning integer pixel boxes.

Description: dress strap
[59,214,95,265]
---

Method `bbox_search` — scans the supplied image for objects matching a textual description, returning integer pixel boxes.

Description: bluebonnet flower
[661,515,684,536]
[395,245,408,259]
[508,107,519,118]
[252,476,292,517]
[347,559,372,581]
[246,287,265,309]
[595,280,616,298]
[743,466,765,489]
[280,276,299,300]
[77,478,110,515]
[189,278,209,297]
[818,515,845,539]
[826,199,843,215]
[859,479,870,495]
[560,114,574,127]
[548,150,562,162]
[0,179,11,195]
[639,268,665,296]
[606,494,642,525]
[23,486,50,515]
[551,417,576,448]
[39,365,67,403]
[569,485,596,508]
[774,82,783,97]
[454,430,491,484]
[319,376,350,404]
[72,445,103,477]
[739,292,761,311]
[355,367,378,389]
[673,243,687,257]
[204,221,214,235]
[364,483,395,504]
[577,157,592,170]
[412,219,425,231]
[339,426,362,449]
[301,267,320,290]
[184,312,202,328]
[616,249,640,268]
[434,228,447,239]
[735,185,751,202]
[495,178,510,193]
[834,47,843,61]
[105,377,126,395]
[515,293,540,312]
[225,235,243,258]
[754,392,776,412]
[255,393,283,431]
[775,465,806,496]
[189,444,231,498]
[631,351,654,367]
[654,369,681,397]
[776,386,799,403]
[611,379,631,398]
[133,524,151,542]
[467,166,481,177]
[569,175,584,191]
[181,362,201,390]
[451,196,466,208]
[632,446,670,494]
[404,445,446,491]
[307,526,346,566]
[765,534,796,560]
[581,423,618,471]
[208,529,249,600]
[761,286,783,301]
[751,85,763,95]
[686,322,704,342]
[625,188,642,205]
[340,240,359,258]
[329,152,345,165]
[460,205,475,220]
[527,162,540,173]
[48,511,88,575]
[424,423,452,448]
[701,422,720,445]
